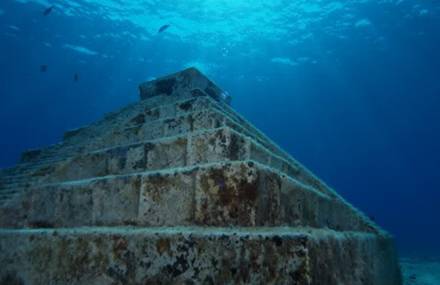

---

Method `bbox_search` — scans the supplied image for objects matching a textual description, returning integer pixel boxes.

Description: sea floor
[401,258,440,285]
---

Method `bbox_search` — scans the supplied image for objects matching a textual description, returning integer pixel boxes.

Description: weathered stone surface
[12,95,330,200]
[21,175,141,228]
[0,227,400,285]
[0,68,402,284]
[0,161,380,235]
[19,96,213,164]
[3,127,326,199]
[138,171,194,226]
[139,67,231,105]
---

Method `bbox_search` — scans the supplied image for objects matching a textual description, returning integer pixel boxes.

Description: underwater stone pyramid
[0,68,401,284]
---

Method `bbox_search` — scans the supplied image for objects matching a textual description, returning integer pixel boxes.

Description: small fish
[158,24,170,33]
[40,65,48,72]
[74,73,79,82]
[43,5,54,16]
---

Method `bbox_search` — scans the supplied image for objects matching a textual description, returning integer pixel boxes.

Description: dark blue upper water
[1,0,439,256]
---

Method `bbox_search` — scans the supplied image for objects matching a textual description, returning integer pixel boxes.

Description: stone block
[158,101,176,119]
[106,143,146,174]
[0,161,375,231]
[23,177,140,228]
[138,171,194,226]
[27,183,94,228]
[137,120,164,140]
[192,110,224,130]
[194,162,275,227]
[146,137,187,171]
[163,116,192,137]
[92,175,141,226]
[188,128,249,165]
[249,142,270,165]
[0,227,401,285]
[143,105,161,121]
[48,153,108,183]
[139,67,231,105]
[279,176,333,229]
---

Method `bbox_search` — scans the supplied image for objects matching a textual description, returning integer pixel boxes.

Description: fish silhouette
[40,65,48,72]
[158,24,170,33]
[43,6,54,16]
[74,73,79,82]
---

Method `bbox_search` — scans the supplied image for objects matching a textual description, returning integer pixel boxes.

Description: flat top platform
[139,67,232,105]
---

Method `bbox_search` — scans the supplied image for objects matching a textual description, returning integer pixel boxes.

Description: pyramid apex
[139,68,232,105]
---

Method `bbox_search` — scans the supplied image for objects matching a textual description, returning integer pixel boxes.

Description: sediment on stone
[19,96,214,164]
[0,160,376,234]
[1,127,330,193]
[0,226,401,285]
[5,95,331,206]
[0,67,402,285]
[0,108,339,206]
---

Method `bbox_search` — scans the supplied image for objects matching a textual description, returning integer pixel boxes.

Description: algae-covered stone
[0,68,401,284]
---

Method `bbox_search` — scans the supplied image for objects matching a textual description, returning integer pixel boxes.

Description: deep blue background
[1,0,439,256]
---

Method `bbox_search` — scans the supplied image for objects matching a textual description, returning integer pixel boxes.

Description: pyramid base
[0,227,401,285]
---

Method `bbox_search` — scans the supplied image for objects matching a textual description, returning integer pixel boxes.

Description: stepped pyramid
[0,68,401,284]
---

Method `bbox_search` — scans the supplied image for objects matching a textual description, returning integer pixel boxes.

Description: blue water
[0,0,439,257]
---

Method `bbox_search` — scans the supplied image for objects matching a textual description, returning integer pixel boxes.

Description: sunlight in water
[11,0,437,51]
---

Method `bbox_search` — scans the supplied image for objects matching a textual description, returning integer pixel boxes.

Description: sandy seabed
[401,258,440,285]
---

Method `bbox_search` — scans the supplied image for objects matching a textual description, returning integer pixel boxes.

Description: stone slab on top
[139,67,232,105]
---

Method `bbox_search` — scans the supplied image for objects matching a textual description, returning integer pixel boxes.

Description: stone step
[0,156,78,184]
[16,95,251,168]
[0,174,40,183]
[206,97,335,197]
[0,226,402,285]
[0,183,31,190]
[0,186,25,193]
[14,97,325,197]
[20,96,214,164]
[0,127,335,203]
[2,105,340,207]
[0,181,31,192]
[0,173,47,189]
[0,160,377,234]
[20,147,77,165]
[125,98,335,199]
[0,176,26,183]
[4,107,244,182]
[0,193,19,200]
[6,97,343,214]
[0,192,21,205]
[68,98,221,151]
[29,126,251,184]
[0,187,24,194]
[2,158,67,178]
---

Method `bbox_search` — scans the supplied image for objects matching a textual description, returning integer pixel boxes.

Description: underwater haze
[1,0,439,260]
